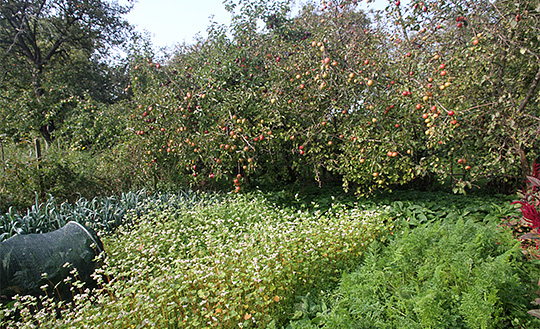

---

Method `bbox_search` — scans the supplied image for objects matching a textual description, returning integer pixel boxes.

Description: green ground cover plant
[0,189,536,328]
[0,192,389,328]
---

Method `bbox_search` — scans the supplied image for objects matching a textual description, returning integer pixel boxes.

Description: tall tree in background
[0,0,133,143]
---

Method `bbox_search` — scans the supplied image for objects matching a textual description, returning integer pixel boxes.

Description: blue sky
[124,0,388,50]
[125,0,233,49]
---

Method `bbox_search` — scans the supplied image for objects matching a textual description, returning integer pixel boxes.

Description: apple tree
[375,0,540,192]
[128,0,386,191]
[128,0,540,194]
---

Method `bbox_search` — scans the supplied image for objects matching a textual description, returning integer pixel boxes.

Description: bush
[127,0,540,195]
[0,144,108,213]
[0,140,158,215]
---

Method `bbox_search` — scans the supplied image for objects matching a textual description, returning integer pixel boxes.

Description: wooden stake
[1,139,4,172]
[35,138,43,199]
[35,138,42,163]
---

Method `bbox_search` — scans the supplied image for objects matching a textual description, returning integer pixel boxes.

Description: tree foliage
[0,0,133,143]
[126,0,540,194]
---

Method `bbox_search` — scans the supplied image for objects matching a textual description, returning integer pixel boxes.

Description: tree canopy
[128,0,540,193]
[0,0,134,142]
[0,0,538,197]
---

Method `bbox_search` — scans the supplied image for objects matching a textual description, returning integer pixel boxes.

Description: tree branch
[43,38,64,64]
[518,64,540,113]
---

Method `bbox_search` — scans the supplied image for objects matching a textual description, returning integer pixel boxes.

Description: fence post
[35,138,43,199]
[450,153,455,188]
[35,138,42,163]
[1,138,5,173]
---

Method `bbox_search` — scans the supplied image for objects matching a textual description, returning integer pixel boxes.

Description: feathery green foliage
[289,219,540,329]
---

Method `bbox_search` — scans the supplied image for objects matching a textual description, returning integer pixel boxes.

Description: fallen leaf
[528,309,540,319]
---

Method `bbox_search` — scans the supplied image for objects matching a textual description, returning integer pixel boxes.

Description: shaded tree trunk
[519,146,530,177]
[32,64,54,145]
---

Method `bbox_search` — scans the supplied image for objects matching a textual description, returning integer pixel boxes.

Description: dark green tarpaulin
[0,221,103,298]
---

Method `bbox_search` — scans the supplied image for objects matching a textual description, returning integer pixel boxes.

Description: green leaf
[197,290,208,299]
